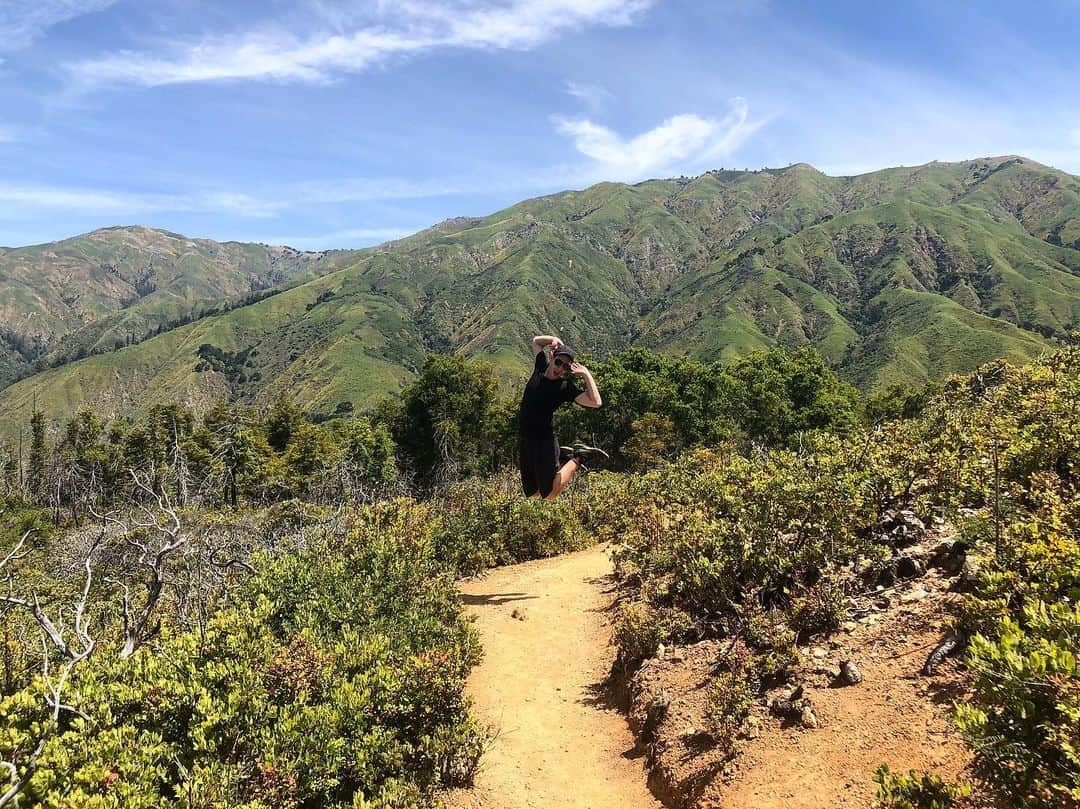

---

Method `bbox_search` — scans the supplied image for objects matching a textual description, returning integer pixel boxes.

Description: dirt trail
[448,544,661,809]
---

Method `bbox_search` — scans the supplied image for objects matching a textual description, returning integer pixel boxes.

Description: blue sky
[1,0,1078,249]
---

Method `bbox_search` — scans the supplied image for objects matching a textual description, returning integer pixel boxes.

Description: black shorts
[519,432,559,497]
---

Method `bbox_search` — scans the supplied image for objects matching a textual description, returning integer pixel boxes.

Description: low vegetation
[1,342,1076,807]
[596,346,1078,807]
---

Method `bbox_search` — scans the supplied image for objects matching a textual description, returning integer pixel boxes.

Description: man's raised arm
[572,362,602,409]
[531,335,562,356]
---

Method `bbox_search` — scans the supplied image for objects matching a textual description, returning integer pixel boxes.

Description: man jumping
[518,334,606,500]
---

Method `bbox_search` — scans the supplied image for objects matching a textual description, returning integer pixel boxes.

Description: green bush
[0,510,484,808]
[705,643,758,747]
[431,475,589,575]
[956,601,1080,807]
[872,764,971,809]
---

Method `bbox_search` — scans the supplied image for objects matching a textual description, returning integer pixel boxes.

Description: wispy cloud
[565,80,613,112]
[0,0,117,51]
[554,98,762,180]
[251,226,419,250]
[66,0,655,88]
[0,183,278,217]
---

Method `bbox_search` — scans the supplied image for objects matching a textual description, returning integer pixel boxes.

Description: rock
[932,540,955,558]
[812,646,828,659]
[923,634,965,676]
[643,690,671,742]
[896,555,925,579]
[838,660,863,685]
[841,621,858,633]
[929,539,965,574]
[742,715,762,739]
[898,509,925,532]
[800,705,819,728]
[900,586,930,604]
[656,643,666,660]
[511,607,527,621]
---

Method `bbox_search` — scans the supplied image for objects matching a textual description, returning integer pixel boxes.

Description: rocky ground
[625,521,981,808]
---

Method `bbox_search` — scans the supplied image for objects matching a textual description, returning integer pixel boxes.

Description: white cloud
[293,176,475,204]
[66,0,655,88]
[554,98,761,180]
[0,0,117,51]
[252,226,419,250]
[0,183,278,217]
[0,124,20,142]
[565,80,613,111]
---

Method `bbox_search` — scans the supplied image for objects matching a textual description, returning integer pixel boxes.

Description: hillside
[0,225,360,387]
[1,156,1078,435]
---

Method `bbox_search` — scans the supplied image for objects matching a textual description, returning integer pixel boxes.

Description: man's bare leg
[544,458,580,500]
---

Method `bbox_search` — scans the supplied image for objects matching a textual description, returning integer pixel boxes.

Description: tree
[26,411,46,501]
[265,394,302,454]
[386,354,503,490]
[729,347,861,446]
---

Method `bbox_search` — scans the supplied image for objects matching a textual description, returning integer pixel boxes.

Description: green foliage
[430,473,590,575]
[558,348,737,467]
[612,602,693,668]
[382,354,513,490]
[728,347,862,445]
[956,602,1080,807]
[4,157,1078,437]
[872,765,972,809]
[704,643,759,746]
[0,508,484,808]
[27,409,46,498]
[599,348,1078,808]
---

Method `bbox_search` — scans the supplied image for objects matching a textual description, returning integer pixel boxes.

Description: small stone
[839,660,863,685]
[511,607,527,621]
[742,715,763,739]
[656,643,666,659]
[800,706,819,728]
[900,586,929,604]
[812,646,828,659]
[841,621,858,633]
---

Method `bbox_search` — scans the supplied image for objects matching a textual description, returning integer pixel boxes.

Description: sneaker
[571,444,609,470]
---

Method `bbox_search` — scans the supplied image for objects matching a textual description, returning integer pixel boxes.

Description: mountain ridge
[0,155,1077,438]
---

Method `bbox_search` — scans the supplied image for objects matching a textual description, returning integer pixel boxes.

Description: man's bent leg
[544,457,580,500]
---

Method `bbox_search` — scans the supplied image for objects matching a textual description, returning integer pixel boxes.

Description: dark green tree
[385,354,503,490]
[26,410,46,500]
[265,394,302,454]
[729,347,861,445]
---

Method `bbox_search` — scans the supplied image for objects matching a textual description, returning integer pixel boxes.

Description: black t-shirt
[518,351,582,435]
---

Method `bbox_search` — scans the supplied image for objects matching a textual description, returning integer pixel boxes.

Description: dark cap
[553,344,576,360]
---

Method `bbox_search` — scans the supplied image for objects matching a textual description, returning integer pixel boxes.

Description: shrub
[872,764,972,809]
[956,601,1080,808]
[0,509,484,808]
[612,601,693,668]
[705,643,758,746]
[431,475,589,575]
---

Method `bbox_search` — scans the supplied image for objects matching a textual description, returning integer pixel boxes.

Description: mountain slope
[0,156,1077,437]
[0,225,360,387]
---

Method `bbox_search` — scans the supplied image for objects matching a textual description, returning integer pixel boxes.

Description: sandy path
[448,544,661,809]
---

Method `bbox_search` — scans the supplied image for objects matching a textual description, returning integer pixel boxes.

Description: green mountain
[0,225,360,387]
[1,156,1077,437]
